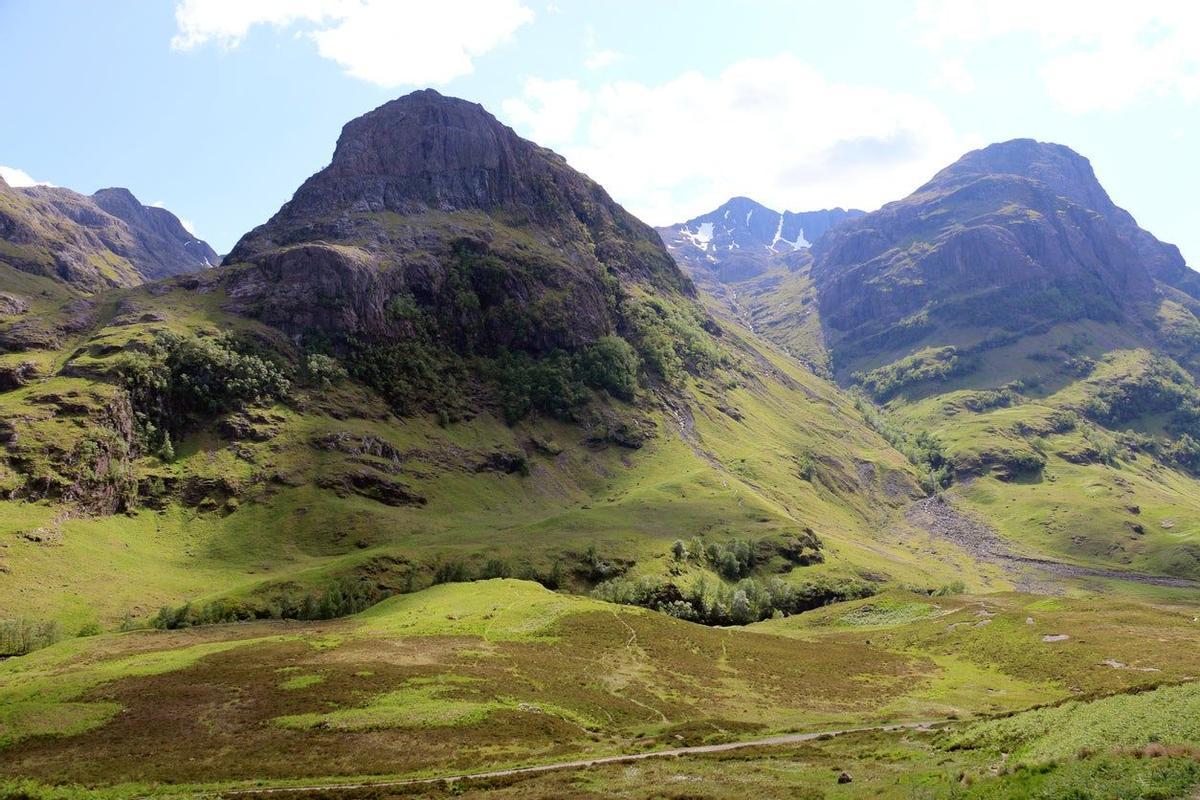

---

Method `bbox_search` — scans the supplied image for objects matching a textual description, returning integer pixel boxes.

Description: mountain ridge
[657,196,863,286]
[0,177,216,291]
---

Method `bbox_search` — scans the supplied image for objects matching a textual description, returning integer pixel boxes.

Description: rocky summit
[223,90,689,347]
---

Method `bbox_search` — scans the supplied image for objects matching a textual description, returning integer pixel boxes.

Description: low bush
[592,573,875,625]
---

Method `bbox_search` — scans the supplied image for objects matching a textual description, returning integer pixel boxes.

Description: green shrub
[579,336,640,400]
[116,332,291,444]
[75,621,102,637]
[302,353,348,388]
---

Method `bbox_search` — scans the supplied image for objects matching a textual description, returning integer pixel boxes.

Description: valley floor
[3,579,1200,798]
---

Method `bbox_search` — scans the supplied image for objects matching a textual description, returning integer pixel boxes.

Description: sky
[1,0,1197,262]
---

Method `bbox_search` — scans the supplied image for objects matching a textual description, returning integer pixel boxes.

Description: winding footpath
[214,720,943,797]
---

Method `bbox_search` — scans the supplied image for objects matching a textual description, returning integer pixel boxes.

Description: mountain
[0,90,935,637]
[0,176,215,292]
[6,105,1200,798]
[729,138,1200,581]
[657,197,863,284]
[809,138,1200,376]
[224,89,689,354]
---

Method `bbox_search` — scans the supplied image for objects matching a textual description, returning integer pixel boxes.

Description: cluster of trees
[1074,355,1200,475]
[1083,356,1198,428]
[672,537,756,580]
[592,573,874,626]
[116,332,292,456]
[962,382,1024,412]
[0,618,61,656]
[623,295,725,385]
[493,336,640,424]
[855,398,952,493]
[348,336,465,419]
[151,577,388,629]
[854,346,976,402]
[671,534,824,580]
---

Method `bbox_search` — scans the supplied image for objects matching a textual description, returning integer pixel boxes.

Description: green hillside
[4,102,1200,800]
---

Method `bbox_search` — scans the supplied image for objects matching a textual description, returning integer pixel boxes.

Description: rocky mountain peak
[236,88,657,250]
[0,180,217,290]
[222,90,692,360]
[810,139,1200,378]
[920,139,1117,216]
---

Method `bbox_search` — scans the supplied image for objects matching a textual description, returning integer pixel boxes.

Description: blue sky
[1,0,1196,262]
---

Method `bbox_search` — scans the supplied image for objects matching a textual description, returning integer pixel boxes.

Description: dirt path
[213,720,942,797]
[907,495,1200,591]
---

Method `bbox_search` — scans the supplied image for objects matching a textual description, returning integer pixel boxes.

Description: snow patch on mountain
[679,221,716,251]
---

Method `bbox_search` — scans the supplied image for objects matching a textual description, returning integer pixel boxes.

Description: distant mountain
[657,197,863,284]
[0,176,215,291]
[809,138,1200,375]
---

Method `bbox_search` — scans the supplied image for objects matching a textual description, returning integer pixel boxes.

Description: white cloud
[585,49,623,70]
[171,0,534,87]
[582,26,624,70]
[915,0,1200,113]
[500,55,976,225]
[0,165,53,188]
[933,58,974,94]
[502,78,591,143]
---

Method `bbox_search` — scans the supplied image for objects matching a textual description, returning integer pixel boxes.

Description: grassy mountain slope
[0,267,980,632]
[708,140,1200,583]
[0,92,992,638]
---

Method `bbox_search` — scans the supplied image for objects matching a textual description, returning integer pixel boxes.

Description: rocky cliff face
[223,90,693,355]
[0,176,216,291]
[809,139,1197,370]
[658,197,862,285]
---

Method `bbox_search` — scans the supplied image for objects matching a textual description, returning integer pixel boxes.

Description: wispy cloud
[916,0,1200,113]
[171,0,534,87]
[582,26,624,70]
[0,165,53,188]
[502,54,975,225]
